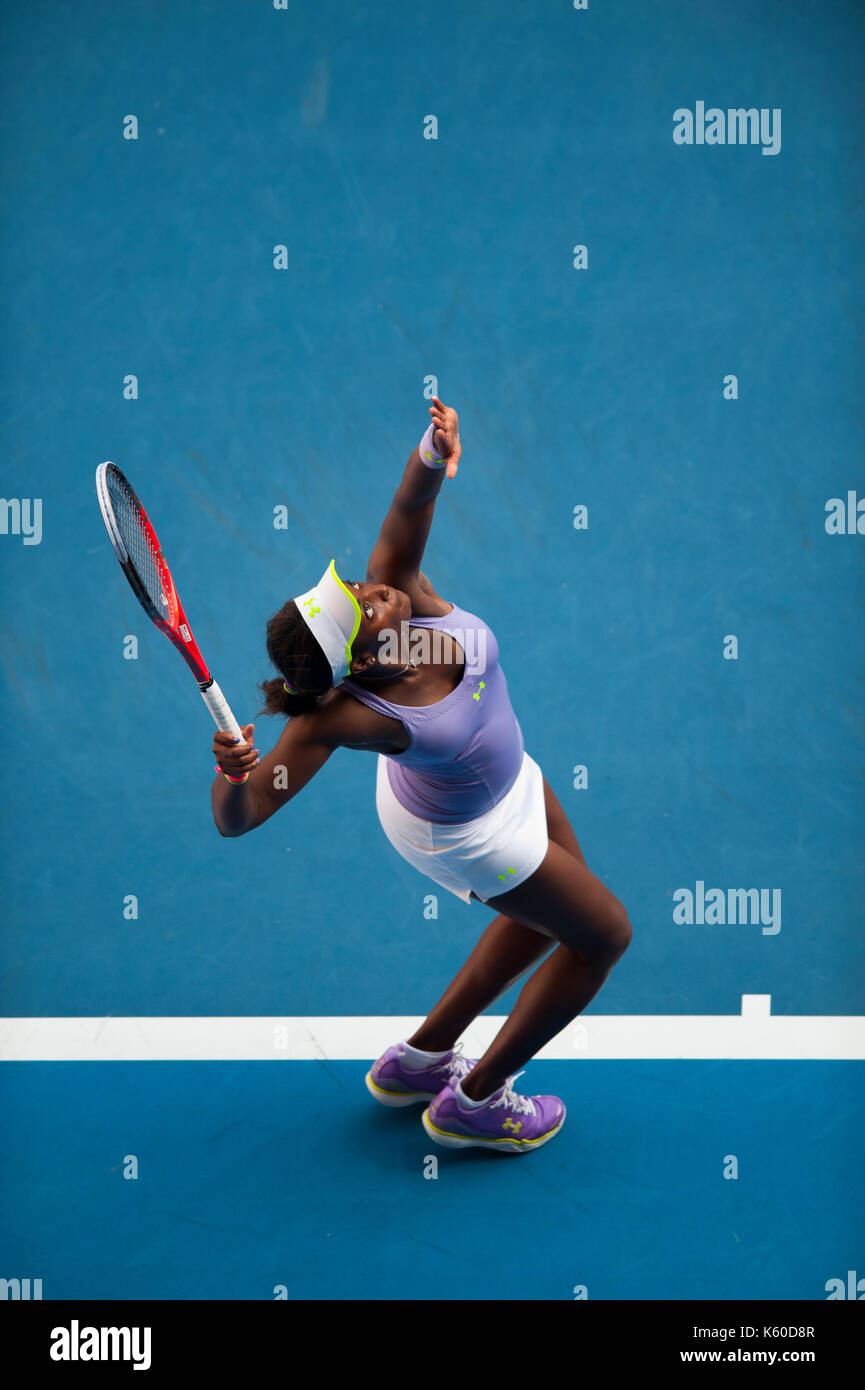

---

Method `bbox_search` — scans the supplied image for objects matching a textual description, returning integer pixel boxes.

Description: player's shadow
[344,1100,523,1166]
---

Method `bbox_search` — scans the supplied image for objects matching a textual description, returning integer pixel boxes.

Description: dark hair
[258,599,334,718]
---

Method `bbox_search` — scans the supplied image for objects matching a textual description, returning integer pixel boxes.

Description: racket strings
[108,471,170,614]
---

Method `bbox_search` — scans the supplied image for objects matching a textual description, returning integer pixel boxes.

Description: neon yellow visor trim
[293,559,362,685]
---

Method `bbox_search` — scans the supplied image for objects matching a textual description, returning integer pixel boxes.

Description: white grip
[201,680,244,741]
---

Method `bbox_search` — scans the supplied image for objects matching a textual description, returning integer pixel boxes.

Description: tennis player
[211,398,631,1153]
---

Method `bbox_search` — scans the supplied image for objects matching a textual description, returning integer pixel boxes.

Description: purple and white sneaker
[422,1072,566,1153]
[365,1041,476,1107]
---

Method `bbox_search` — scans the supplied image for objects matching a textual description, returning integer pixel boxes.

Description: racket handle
[200,679,245,741]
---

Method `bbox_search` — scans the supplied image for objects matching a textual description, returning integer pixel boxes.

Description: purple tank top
[340,603,525,824]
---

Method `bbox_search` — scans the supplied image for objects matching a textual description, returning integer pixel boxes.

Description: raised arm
[366,397,461,588]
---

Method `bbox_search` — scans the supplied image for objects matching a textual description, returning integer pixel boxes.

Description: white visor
[293,559,362,686]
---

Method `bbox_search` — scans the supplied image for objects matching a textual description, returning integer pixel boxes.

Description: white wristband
[418,422,446,468]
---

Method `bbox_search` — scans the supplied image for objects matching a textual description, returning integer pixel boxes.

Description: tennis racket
[95,461,244,741]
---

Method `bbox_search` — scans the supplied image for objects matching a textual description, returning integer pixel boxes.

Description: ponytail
[260,598,335,718]
[258,676,324,719]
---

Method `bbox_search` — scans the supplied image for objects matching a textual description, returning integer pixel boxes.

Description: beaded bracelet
[214,763,250,785]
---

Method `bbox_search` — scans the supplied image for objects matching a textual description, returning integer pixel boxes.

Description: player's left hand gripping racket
[96,462,244,741]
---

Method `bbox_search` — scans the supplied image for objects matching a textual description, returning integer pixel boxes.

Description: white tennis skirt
[375,750,549,905]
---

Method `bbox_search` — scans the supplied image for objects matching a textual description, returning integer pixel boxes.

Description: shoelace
[431,1041,473,1083]
[488,1072,536,1117]
[427,1048,536,1114]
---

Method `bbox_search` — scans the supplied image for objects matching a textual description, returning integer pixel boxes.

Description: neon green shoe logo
[503,1118,522,1132]
[472,681,486,701]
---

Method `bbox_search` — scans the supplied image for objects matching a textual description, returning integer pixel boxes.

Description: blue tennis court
[1,0,862,1301]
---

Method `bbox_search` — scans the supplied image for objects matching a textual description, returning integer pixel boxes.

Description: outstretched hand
[430,397,461,479]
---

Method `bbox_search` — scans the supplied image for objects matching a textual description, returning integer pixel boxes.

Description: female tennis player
[211,398,631,1154]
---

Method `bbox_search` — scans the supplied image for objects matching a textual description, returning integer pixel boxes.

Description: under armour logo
[472,681,486,701]
[496,867,517,882]
[502,1118,522,1132]
[302,597,321,617]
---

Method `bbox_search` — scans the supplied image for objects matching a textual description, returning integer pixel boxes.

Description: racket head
[96,461,212,684]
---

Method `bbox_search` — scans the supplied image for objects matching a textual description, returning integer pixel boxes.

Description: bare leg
[460,841,631,1100]
[408,777,584,1053]
[460,943,620,1099]
[407,914,555,1053]
[408,774,624,1077]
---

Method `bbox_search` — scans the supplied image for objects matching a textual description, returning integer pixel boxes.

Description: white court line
[0,998,863,1061]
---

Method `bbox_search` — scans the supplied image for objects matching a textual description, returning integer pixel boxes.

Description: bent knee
[563,897,631,965]
[596,898,632,963]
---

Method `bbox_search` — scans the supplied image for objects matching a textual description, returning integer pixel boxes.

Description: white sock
[454,1077,494,1110]
[399,1040,451,1070]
